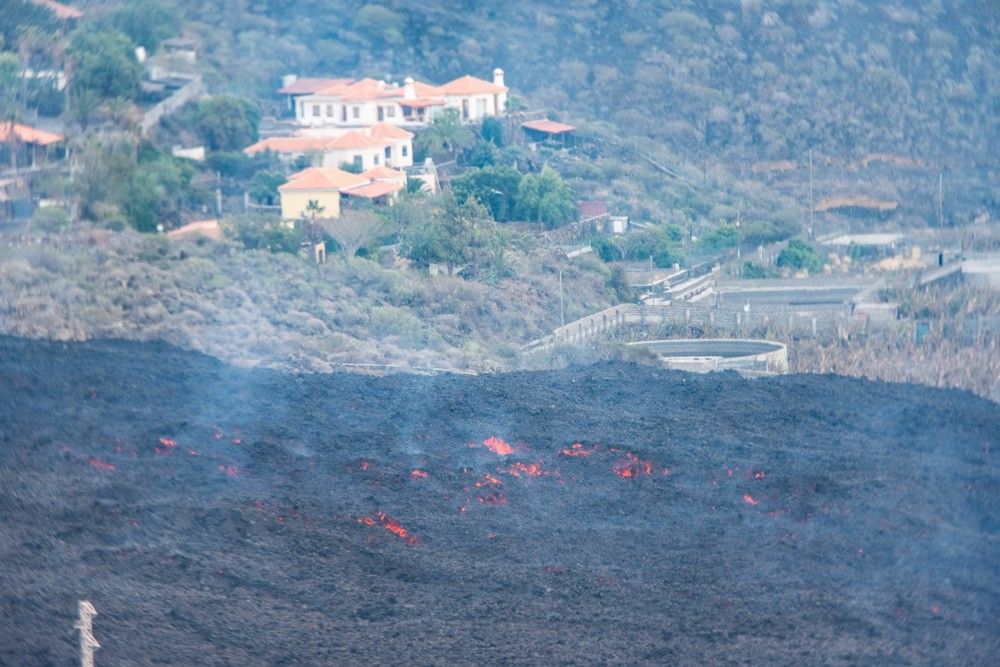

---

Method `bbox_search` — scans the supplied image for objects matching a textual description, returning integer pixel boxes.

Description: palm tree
[416,108,473,162]
[304,199,325,242]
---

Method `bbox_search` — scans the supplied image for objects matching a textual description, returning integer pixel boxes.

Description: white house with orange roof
[284,69,507,129]
[244,123,414,170]
[277,166,407,221]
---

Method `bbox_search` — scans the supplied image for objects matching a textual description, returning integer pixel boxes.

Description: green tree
[249,170,284,205]
[452,165,522,222]
[194,95,261,151]
[623,226,681,268]
[514,166,576,228]
[0,52,21,120]
[776,238,824,273]
[416,108,474,160]
[229,214,302,254]
[481,116,504,147]
[590,235,622,262]
[68,29,142,102]
[103,1,180,52]
[402,194,495,275]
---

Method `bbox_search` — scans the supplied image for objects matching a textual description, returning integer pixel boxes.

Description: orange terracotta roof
[244,136,337,155]
[279,167,369,192]
[367,123,414,140]
[361,166,406,181]
[0,122,64,146]
[438,75,507,96]
[522,119,577,134]
[341,180,404,199]
[325,130,391,150]
[30,0,82,20]
[338,78,401,101]
[411,81,444,97]
[278,77,353,95]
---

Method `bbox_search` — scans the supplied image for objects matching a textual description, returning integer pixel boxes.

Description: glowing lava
[743,494,759,506]
[359,512,420,546]
[483,436,514,456]
[87,457,115,471]
[477,492,508,506]
[410,469,429,480]
[475,473,502,488]
[560,443,595,457]
[500,462,542,477]
[613,452,654,478]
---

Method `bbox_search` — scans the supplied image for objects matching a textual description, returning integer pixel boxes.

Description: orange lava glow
[754,471,766,479]
[613,452,654,478]
[475,473,502,488]
[218,464,239,477]
[87,457,116,471]
[501,462,542,477]
[560,442,595,457]
[743,494,759,506]
[376,511,420,546]
[484,436,514,456]
[410,469,429,480]
[359,460,370,471]
[477,492,508,506]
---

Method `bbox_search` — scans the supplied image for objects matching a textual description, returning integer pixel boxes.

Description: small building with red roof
[0,122,65,170]
[277,166,407,220]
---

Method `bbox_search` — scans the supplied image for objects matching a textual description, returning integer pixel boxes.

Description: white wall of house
[440,92,507,120]
[296,97,407,128]
[318,147,387,171]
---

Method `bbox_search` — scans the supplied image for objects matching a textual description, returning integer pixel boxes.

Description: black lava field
[0,336,997,665]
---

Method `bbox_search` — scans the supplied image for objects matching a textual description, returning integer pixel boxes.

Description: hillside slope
[1,336,997,664]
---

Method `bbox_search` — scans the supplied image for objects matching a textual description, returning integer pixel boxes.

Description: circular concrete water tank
[628,339,788,375]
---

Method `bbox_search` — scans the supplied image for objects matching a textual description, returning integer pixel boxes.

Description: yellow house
[278,166,408,221]
[277,167,367,220]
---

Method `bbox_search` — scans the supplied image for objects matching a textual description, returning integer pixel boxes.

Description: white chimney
[282,74,298,88]
[135,46,147,63]
[377,80,386,90]
[404,76,415,99]
[493,67,505,88]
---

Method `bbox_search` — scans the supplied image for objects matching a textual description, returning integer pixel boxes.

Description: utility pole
[735,203,742,262]
[937,171,944,229]
[808,149,814,238]
[75,601,100,667]
[558,269,565,328]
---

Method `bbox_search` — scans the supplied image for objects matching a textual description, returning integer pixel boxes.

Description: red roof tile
[0,123,64,146]
[438,75,507,96]
[522,119,577,134]
[341,180,404,199]
[279,167,369,192]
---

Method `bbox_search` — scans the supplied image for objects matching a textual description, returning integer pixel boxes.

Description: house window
[402,145,408,157]
[326,105,333,117]
[352,155,362,169]
[384,146,391,159]
[298,102,304,118]
[386,106,396,118]
[312,104,320,117]
[341,106,347,122]
[352,106,360,119]
[476,98,487,116]
[373,153,380,165]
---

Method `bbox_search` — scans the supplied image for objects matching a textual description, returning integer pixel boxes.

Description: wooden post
[75,601,100,667]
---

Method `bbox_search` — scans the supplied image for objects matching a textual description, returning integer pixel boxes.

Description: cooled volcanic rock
[0,336,997,665]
